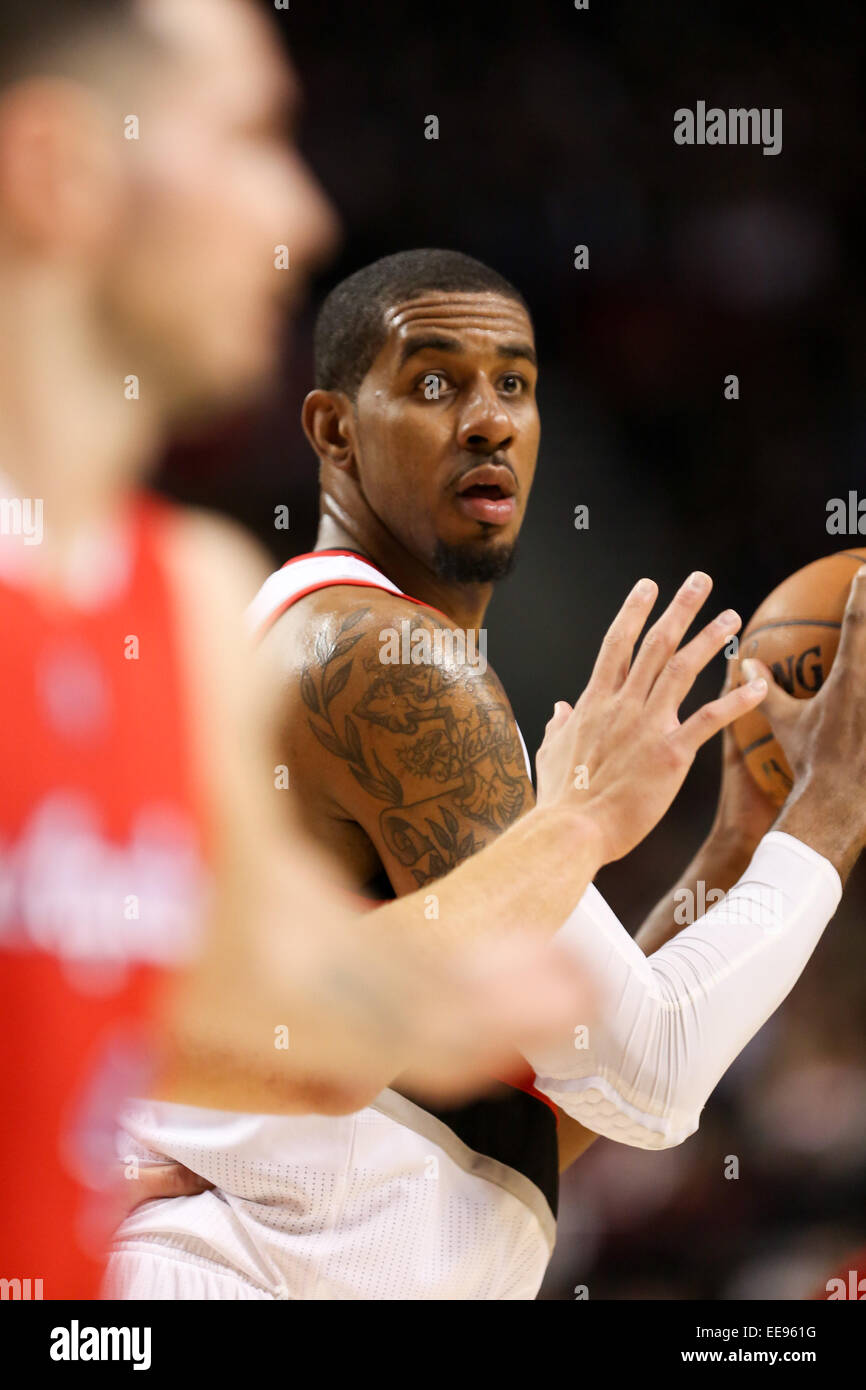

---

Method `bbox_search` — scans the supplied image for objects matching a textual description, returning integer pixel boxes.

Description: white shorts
[105,1240,280,1301]
[110,1093,554,1300]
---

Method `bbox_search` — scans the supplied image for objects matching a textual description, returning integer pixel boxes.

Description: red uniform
[0,493,208,1299]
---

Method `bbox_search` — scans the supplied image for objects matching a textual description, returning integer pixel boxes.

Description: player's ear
[302,389,358,472]
[0,80,121,254]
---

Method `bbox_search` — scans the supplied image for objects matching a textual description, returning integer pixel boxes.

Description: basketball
[733,548,866,804]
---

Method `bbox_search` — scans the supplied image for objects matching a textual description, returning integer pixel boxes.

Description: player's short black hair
[0,1,141,87]
[314,249,531,399]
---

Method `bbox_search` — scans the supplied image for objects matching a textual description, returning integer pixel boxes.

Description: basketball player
[1,0,776,1300]
[107,250,866,1300]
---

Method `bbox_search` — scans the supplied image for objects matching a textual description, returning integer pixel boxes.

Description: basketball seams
[745,619,841,636]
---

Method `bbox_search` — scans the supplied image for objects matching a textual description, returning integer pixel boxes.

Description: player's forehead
[141,0,296,120]
[382,291,534,362]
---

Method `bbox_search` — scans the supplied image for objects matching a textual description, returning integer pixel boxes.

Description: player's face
[101,0,340,415]
[354,292,540,576]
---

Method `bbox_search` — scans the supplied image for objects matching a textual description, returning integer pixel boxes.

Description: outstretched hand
[536,571,768,865]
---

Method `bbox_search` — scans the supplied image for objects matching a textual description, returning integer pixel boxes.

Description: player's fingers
[536,703,572,781]
[740,656,801,726]
[674,675,768,758]
[545,700,573,734]
[625,571,713,701]
[127,1163,214,1210]
[720,655,738,696]
[825,565,866,683]
[588,578,658,692]
[648,607,741,713]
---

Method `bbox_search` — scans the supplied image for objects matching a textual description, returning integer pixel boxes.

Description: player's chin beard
[432,537,518,584]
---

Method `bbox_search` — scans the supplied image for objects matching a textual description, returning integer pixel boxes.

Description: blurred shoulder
[160,504,273,612]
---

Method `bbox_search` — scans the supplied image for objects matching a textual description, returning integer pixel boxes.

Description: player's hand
[113,1163,214,1225]
[709,667,779,853]
[743,565,866,880]
[535,572,768,864]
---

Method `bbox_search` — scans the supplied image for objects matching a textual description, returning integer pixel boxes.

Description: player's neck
[316,510,493,630]
[0,267,162,592]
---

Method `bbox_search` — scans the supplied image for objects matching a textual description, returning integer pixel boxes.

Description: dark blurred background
[155,0,866,1299]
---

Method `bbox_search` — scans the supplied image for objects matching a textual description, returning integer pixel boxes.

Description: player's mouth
[453,464,518,526]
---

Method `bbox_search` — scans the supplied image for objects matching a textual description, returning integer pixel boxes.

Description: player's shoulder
[158,504,273,615]
[263,573,424,651]
[270,582,488,675]
[281,586,515,732]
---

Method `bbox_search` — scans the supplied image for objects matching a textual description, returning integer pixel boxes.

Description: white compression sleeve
[527,831,841,1149]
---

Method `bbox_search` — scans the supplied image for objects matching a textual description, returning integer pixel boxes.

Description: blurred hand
[536,572,768,864]
[166,854,599,1116]
[116,1163,213,1222]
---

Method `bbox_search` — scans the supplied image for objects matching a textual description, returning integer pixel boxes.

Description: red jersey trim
[257,578,449,638]
[257,551,452,635]
[280,549,373,568]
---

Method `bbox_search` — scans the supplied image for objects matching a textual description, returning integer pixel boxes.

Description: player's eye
[499,373,525,395]
[417,372,449,399]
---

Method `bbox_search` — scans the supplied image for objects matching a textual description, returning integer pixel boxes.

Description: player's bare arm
[271,593,529,888]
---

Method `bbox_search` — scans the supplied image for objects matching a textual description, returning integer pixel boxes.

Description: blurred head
[0,0,340,419]
[304,249,540,584]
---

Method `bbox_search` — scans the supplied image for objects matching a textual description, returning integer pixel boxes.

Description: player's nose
[282,153,343,276]
[456,379,514,452]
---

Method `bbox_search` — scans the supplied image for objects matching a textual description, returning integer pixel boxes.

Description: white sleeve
[526,831,842,1149]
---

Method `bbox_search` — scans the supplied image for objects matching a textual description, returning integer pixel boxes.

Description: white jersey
[108,550,554,1301]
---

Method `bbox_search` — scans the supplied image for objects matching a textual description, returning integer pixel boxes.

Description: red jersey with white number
[0,491,208,1299]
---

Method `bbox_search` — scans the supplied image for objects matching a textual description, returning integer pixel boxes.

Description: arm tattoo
[300,608,528,886]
